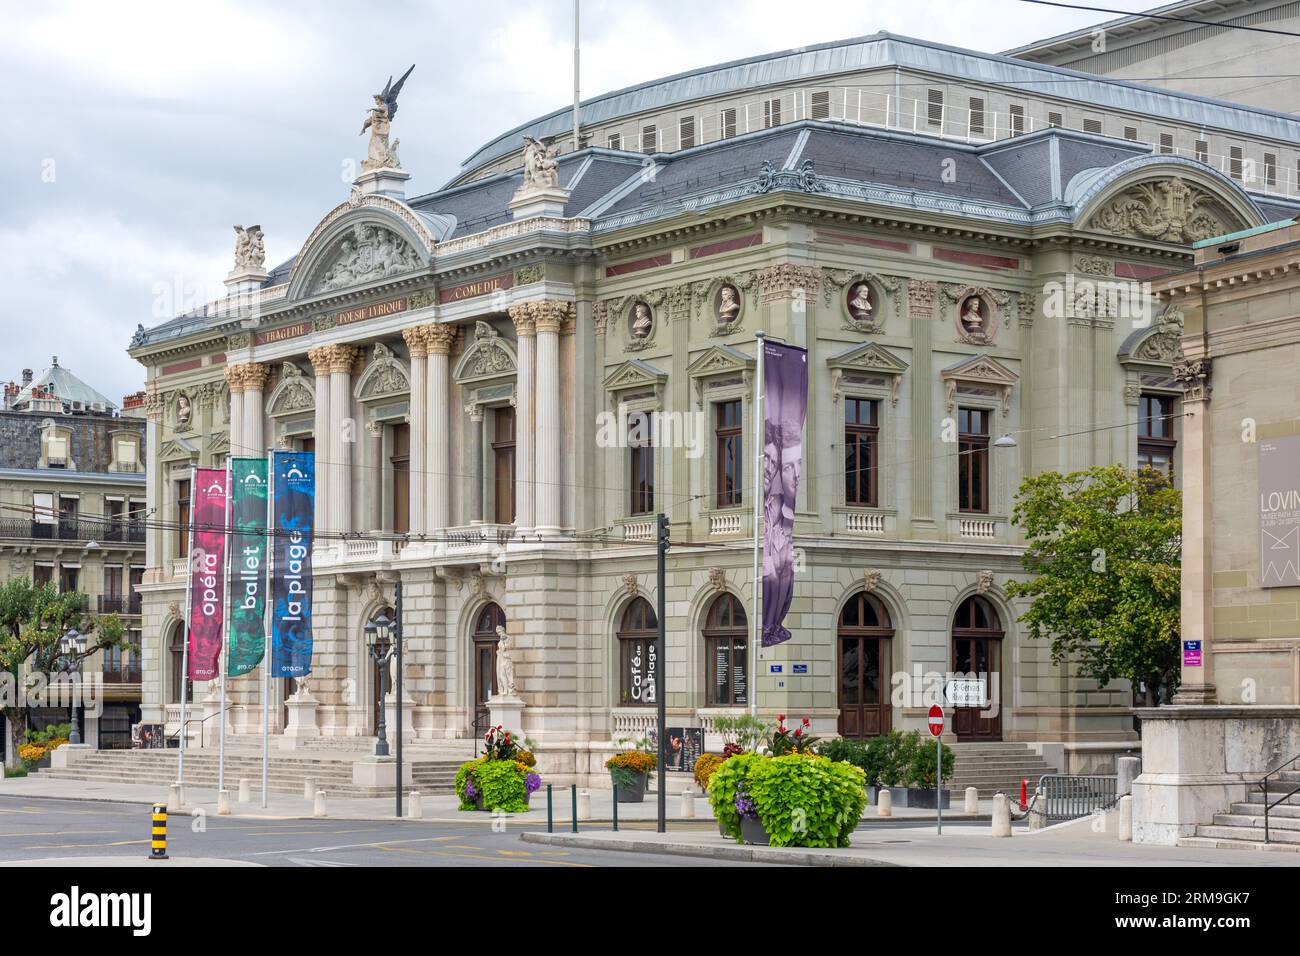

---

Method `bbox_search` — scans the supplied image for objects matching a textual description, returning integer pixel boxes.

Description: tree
[0,579,124,769]
[1005,465,1181,707]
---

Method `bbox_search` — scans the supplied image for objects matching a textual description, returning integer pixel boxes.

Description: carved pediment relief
[266,363,315,417]
[827,342,909,406]
[942,354,1019,416]
[1119,307,1185,367]
[604,359,669,405]
[687,344,755,408]
[311,222,423,294]
[453,320,517,385]
[355,341,411,402]
[209,432,231,457]
[158,437,199,463]
[1083,177,1236,244]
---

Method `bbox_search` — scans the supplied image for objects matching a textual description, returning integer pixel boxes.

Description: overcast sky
[0,0,1152,401]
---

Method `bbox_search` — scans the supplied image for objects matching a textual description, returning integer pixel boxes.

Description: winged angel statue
[361,65,415,172]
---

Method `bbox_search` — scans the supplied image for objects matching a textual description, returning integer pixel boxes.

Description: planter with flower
[707,716,868,848]
[455,726,541,813]
[606,750,656,802]
[693,753,724,793]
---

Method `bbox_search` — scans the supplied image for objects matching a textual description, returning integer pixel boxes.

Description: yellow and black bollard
[148,803,169,860]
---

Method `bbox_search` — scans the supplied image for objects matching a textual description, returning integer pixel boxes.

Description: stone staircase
[948,742,1057,798]
[41,748,467,798]
[1179,781,1300,851]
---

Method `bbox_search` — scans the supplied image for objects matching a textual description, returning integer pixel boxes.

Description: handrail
[165,706,234,750]
[1258,752,1300,844]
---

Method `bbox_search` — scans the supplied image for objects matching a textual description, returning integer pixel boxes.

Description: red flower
[802,718,810,727]
[794,728,803,737]
[778,714,786,722]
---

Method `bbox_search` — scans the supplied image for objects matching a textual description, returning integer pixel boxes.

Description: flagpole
[750,331,765,720]
[219,459,232,796]
[177,465,194,793]
[262,449,274,808]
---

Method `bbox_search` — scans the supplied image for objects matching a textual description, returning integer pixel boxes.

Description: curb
[520,831,901,866]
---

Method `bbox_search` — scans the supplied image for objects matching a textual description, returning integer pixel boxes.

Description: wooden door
[951,596,1004,740]
[472,603,505,732]
[837,592,893,738]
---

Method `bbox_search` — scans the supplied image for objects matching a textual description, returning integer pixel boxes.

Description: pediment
[158,437,198,463]
[1119,307,1184,367]
[686,344,755,379]
[827,342,909,376]
[210,433,231,456]
[266,364,315,418]
[453,321,517,385]
[355,342,411,402]
[1075,162,1261,245]
[942,354,1019,416]
[603,359,669,394]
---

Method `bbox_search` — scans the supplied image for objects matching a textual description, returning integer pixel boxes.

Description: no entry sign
[928,704,944,737]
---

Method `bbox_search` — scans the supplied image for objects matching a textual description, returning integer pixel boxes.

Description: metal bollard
[680,789,696,818]
[547,784,554,833]
[571,784,578,833]
[408,791,423,819]
[877,788,892,817]
[217,789,231,816]
[612,785,619,831]
[314,790,327,818]
[303,776,315,801]
[148,803,169,860]
[238,778,251,804]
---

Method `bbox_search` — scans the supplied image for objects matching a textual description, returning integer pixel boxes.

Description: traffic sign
[928,704,944,737]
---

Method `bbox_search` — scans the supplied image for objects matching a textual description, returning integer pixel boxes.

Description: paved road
[0,796,766,867]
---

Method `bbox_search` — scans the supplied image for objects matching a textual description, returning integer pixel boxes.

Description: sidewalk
[0,773,986,826]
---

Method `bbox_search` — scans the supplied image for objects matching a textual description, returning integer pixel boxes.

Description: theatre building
[124,32,1300,785]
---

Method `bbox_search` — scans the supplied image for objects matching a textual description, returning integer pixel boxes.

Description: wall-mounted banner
[271,451,315,678]
[1259,436,1300,587]
[760,341,808,647]
[227,457,269,677]
[187,468,230,681]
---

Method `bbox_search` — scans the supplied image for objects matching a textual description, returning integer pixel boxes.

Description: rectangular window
[1048,111,1063,128]
[1159,133,1174,154]
[844,398,879,507]
[1083,118,1102,135]
[32,491,55,524]
[1265,152,1277,187]
[1195,139,1209,163]
[969,97,985,136]
[492,407,516,525]
[810,90,831,120]
[957,407,990,514]
[677,115,695,149]
[60,565,79,594]
[715,400,743,508]
[1124,126,1138,141]
[641,125,657,153]
[1230,146,1243,180]
[628,411,654,515]
[176,478,191,559]
[721,107,737,139]
[34,565,53,588]
[927,89,944,127]
[764,97,782,128]
[103,566,123,611]
[1138,394,1176,478]
[1010,104,1024,136]
[606,132,622,150]
[390,422,410,534]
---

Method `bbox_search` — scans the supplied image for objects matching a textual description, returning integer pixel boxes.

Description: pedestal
[49,743,92,770]
[351,756,414,789]
[384,693,417,743]
[487,695,526,735]
[354,167,411,200]
[278,689,321,751]
[202,689,224,747]
[1132,705,1300,844]
[507,185,571,219]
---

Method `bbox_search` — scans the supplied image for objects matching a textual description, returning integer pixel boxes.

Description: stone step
[1195,824,1300,844]
[1232,800,1300,818]
[1213,812,1300,831]
[1179,836,1300,852]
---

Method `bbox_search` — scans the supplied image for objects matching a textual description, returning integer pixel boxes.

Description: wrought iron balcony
[97,594,142,615]
[0,517,145,545]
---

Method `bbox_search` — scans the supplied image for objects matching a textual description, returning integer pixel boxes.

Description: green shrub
[707,752,766,839]
[709,753,867,848]
[455,756,534,813]
[818,731,954,788]
[904,732,954,788]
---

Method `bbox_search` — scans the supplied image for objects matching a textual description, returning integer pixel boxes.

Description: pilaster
[509,304,536,533]
[402,326,429,536]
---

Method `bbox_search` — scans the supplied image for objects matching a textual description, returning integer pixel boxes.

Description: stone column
[241,363,268,458]
[509,304,536,532]
[307,347,333,535]
[401,327,428,537]
[532,300,569,534]
[364,421,383,531]
[326,345,360,536]
[467,404,485,523]
[224,366,245,457]
[425,324,456,532]
[1172,356,1215,703]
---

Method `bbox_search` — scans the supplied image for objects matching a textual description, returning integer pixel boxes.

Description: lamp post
[60,627,87,745]
[365,612,394,758]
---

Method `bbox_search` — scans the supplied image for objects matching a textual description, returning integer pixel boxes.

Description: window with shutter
[810,91,830,120]
[607,132,622,150]
[1124,126,1137,141]
[928,89,943,127]
[678,115,695,149]
[1083,118,1102,134]
[764,97,781,128]
[641,125,657,153]
[1195,140,1208,163]
[1159,133,1173,154]
[721,107,737,139]
[1230,146,1243,180]
[1048,111,1063,128]
[969,97,985,136]
[1009,104,1024,136]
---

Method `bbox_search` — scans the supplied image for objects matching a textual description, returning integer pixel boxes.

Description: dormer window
[39,421,73,469]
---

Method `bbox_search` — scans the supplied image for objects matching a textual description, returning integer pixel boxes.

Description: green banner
[227,457,269,677]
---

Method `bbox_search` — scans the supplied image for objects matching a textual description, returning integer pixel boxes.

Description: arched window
[703,594,747,706]
[617,597,658,707]
[472,603,506,732]
[168,625,191,704]
[951,596,1005,741]
[837,592,893,738]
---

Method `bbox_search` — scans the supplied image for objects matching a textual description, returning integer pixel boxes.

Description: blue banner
[271,451,314,678]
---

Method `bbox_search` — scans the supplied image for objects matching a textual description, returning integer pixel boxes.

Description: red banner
[187,468,229,681]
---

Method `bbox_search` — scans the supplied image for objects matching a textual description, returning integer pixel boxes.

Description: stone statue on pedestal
[494,625,518,697]
[521,136,560,190]
[233,225,265,271]
[361,65,415,172]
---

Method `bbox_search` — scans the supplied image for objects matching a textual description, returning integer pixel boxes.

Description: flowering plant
[694,753,724,790]
[606,749,656,790]
[482,725,520,761]
[766,715,820,756]
[525,772,542,795]
[733,780,758,821]
[455,754,538,813]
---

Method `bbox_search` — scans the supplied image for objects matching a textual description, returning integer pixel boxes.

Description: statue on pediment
[360,65,414,172]
[521,136,560,190]
[233,225,265,271]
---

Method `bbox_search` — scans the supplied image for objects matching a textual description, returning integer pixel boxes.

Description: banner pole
[219,459,232,796]
[178,465,194,791]
[262,450,273,808]
[750,331,765,720]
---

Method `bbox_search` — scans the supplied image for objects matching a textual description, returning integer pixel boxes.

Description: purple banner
[187,468,229,681]
[761,341,808,647]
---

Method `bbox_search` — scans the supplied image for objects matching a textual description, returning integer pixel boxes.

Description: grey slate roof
[14,360,117,411]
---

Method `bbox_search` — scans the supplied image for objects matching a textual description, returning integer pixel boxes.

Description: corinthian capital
[424,323,457,355]
[1172,357,1211,403]
[240,362,269,392]
[758,263,822,304]
[508,303,536,336]
[224,364,247,394]
[529,299,575,334]
[402,325,428,358]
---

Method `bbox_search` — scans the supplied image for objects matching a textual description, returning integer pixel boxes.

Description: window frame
[714,399,743,509]
[703,594,748,707]
[844,397,880,508]
[957,406,991,514]
[617,597,659,707]
[1137,392,1177,478]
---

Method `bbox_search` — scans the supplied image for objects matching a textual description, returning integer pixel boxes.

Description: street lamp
[59,627,87,745]
[993,434,1017,448]
[365,612,394,757]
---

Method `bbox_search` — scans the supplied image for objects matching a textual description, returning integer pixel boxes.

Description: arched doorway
[837,592,893,738]
[951,595,1004,740]
[616,597,658,707]
[472,603,505,734]
[167,624,191,705]
[703,594,747,707]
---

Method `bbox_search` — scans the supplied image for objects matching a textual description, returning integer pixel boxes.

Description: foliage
[606,749,656,789]
[2,767,27,779]
[765,715,819,755]
[25,723,72,745]
[694,753,724,791]
[454,755,536,813]
[720,742,744,759]
[817,732,953,788]
[711,714,769,753]
[709,752,867,848]
[1006,465,1181,706]
[904,733,955,789]
[513,748,536,768]
[815,737,871,778]
[481,725,521,761]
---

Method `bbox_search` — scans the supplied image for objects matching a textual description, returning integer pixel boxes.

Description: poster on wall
[186,468,229,681]
[270,451,315,678]
[1259,436,1300,587]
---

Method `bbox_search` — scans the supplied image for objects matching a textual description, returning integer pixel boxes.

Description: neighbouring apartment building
[0,359,147,753]
[126,30,1300,785]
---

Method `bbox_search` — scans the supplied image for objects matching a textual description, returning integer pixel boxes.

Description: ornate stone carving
[360,65,414,172]
[823,270,905,332]
[863,568,881,593]
[708,567,726,592]
[907,278,936,319]
[1085,177,1230,244]
[758,264,823,304]
[226,331,252,350]
[130,324,148,348]
[627,301,655,349]
[755,159,820,193]
[402,325,427,357]
[356,342,410,400]
[232,225,266,271]
[1016,293,1036,329]
[424,324,456,355]
[942,354,1019,417]
[408,288,436,310]
[454,321,516,383]
[508,303,535,336]
[942,284,1010,345]
[314,223,421,293]
[593,302,610,337]
[1132,307,1185,364]
[1074,255,1112,277]
[976,570,994,594]
[1124,381,1142,406]
[493,626,518,697]
[515,264,544,285]
[174,392,193,428]
[623,573,639,598]
[521,137,560,190]
[1172,357,1211,402]
[528,299,574,334]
